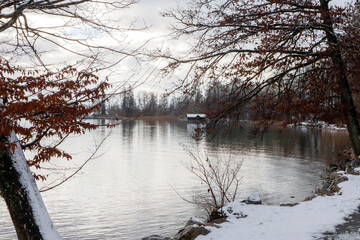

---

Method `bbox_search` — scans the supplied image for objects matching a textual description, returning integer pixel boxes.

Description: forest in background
[97,79,360,125]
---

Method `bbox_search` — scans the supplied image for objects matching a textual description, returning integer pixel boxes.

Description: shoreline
[86,115,179,121]
[88,117,347,131]
[287,121,347,131]
[143,168,358,240]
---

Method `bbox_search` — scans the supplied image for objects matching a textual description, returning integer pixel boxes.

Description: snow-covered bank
[196,171,360,240]
[288,121,347,131]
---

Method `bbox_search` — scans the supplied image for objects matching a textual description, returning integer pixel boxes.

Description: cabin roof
[186,114,206,118]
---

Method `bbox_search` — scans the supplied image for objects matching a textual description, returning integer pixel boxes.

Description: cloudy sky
[107,0,188,93]
[119,0,354,92]
[8,0,354,94]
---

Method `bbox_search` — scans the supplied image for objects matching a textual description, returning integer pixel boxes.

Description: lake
[0,120,350,239]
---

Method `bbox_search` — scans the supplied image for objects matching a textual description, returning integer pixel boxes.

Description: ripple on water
[0,121,351,240]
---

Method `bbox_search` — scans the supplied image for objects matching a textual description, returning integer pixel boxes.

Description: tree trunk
[0,133,61,240]
[337,70,360,158]
[320,0,360,158]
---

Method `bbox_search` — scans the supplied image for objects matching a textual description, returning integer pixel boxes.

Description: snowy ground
[333,233,360,240]
[196,170,360,240]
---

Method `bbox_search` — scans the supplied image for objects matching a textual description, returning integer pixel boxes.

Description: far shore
[87,116,347,131]
[88,115,179,121]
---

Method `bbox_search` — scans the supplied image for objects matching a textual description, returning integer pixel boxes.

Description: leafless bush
[183,149,243,214]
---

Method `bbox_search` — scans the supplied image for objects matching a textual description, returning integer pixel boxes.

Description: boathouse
[186,114,206,122]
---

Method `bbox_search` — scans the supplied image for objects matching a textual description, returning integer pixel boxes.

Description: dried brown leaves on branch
[0,58,110,179]
[0,1,143,238]
[0,0,144,182]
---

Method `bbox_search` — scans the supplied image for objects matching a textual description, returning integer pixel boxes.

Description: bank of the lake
[186,170,360,240]
[89,115,179,121]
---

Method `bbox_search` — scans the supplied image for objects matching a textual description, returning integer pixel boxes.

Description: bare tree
[183,148,242,214]
[0,0,141,69]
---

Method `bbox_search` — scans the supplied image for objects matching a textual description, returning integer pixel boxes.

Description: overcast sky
[120,0,354,93]
[109,0,188,93]
[19,0,355,95]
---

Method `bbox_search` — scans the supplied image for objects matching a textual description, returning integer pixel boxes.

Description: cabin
[186,114,207,123]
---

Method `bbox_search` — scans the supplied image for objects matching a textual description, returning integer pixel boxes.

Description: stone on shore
[174,217,210,240]
[242,193,262,205]
[141,234,172,240]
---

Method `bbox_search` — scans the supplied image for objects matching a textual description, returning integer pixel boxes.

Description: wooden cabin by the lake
[186,114,207,123]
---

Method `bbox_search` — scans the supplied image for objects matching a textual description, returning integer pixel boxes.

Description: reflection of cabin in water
[186,114,207,123]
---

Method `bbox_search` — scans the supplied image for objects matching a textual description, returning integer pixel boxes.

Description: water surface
[0,121,350,239]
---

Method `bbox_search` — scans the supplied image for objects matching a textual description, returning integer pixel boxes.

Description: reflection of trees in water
[138,121,167,144]
[121,120,135,144]
[158,122,171,144]
[148,124,157,140]
[137,121,158,142]
[95,119,107,138]
[200,123,349,164]
[112,120,348,165]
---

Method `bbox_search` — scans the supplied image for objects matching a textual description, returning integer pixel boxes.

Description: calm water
[0,121,350,239]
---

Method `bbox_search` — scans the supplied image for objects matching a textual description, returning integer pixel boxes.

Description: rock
[327,172,349,185]
[209,208,227,222]
[326,164,338,172]
[280,203,299,207]
[329,172,341,180]
[185,218,205,227]
[189,217,205,225]
[327,147,357,173]
[315,171,349,196]
[304,194,317,201]
[242,193,262,205]
[174,219,210,240]
[334,175,348,185]
[141,235,172,240]
[346,167,357,175]
[174,225,210,240]
[210,217,228,225]
[221,206,247,219]
[351,159,360,168]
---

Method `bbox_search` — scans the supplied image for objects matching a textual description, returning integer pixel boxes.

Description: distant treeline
[94,79,360,124]
[96,88,208,118]
[94,82,251,118]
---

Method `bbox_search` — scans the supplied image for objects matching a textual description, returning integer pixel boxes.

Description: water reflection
[0,121,350,240]
[203,124,348,164]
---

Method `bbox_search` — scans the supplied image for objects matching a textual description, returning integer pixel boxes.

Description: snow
[288,121,347,131]
[196,171,360,240]
[187,114,207,118]
[334,233,360,240]
[9,131,62,239]
[248,193,261,202]
[191,217,205,225]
